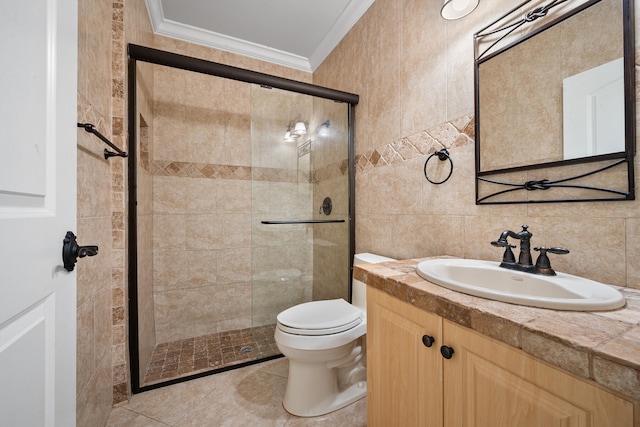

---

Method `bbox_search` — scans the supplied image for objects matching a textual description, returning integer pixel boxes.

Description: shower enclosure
[127,45,358,392]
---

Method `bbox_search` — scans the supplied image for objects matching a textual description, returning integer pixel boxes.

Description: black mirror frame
[473,0,635,204]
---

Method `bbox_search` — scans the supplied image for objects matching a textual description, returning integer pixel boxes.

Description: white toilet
[274,252,395,417]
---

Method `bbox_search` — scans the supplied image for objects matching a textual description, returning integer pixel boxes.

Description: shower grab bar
[78,123,128,159]
[261,219,345,225]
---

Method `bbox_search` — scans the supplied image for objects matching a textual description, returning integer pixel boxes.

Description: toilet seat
[277,299,363,336]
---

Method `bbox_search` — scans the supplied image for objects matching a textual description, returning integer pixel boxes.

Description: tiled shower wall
[250,86,316,326]
[135,66,354,382]
[150,67,255,343]
[147,70,318,343]
[313,0,640,289]
[145,83,353,343]
[311,98,351,302]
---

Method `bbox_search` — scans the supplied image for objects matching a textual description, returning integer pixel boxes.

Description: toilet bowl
[274,253,395,417]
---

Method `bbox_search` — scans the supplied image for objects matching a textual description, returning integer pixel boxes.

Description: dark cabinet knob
[440,345,455,359]
[422,335,435,347]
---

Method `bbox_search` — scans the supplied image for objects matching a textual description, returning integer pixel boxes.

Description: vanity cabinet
[367,287,443,426]
[367,287,635,427]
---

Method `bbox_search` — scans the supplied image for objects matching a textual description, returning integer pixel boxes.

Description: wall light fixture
[283,124,298,142]
[293,121,307,135]
[441,0,479,20]
[316,119,331,137]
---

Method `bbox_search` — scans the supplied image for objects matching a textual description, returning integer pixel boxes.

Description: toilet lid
[277,299,363,336]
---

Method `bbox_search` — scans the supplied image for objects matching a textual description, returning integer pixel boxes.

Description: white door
[563,58,625,160]
[0,0,78,426]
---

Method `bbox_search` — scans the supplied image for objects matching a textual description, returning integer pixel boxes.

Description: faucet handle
[492,240,516,263]
[546,247,570,255]
[534,247,569,275]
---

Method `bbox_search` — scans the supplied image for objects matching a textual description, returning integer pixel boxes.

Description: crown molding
[307,0,375,71]
[145,0,375,72]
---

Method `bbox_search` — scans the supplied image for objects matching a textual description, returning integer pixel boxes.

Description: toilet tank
[352,253,395,313]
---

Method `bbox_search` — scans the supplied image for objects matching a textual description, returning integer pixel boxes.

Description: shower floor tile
[142,324,280,387]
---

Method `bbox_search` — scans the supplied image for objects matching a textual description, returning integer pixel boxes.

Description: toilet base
[281,337,367,417]
[283,360,367,417]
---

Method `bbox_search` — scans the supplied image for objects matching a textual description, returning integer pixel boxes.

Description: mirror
[474,0,635,204]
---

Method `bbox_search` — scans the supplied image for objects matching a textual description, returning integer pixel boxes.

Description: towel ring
[423,148,453,185]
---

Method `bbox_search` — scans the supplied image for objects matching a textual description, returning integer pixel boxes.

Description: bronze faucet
[491,225,569,276]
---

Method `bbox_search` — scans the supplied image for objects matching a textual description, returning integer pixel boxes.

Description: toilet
[274,252,395,417]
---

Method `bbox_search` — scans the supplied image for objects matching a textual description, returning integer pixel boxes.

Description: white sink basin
[415,258,625,311]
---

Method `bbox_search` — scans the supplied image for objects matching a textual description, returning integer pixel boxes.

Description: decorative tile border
[141,115,475,188]
[111,0,128,406]
[149,160,312,182]
[356,114,475,174]
[313,159,350,183]
[151,160,252,180]
[147,159,350,184]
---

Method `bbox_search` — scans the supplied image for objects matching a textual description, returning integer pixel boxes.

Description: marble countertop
[355,257,640,402]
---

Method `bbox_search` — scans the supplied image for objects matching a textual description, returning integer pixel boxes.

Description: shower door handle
[62,231,99,271]
[261,219,345,224]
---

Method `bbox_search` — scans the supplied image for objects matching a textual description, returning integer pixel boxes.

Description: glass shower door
[250,84,351,335]
[129,45,357,392]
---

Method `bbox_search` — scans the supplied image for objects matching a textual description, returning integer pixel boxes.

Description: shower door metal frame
[127,44,359,393]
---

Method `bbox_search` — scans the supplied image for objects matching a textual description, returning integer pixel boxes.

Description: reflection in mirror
[562,58,624,160]
[474,0,635,204]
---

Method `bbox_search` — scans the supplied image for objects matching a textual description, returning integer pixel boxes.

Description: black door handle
[62,231,99,271]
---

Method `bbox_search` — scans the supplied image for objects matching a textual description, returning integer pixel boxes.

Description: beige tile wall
[314,0,640,289]
[150,69,253,343]
[77,0,119,424]
[147,73,316,341]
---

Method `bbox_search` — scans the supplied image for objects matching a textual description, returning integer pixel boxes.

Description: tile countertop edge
[355,257,640,402]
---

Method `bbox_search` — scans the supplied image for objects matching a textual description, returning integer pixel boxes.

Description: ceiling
[145,0,376,72]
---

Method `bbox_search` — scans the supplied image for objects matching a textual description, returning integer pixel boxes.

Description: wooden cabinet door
[442,320,634,427]
[367,287,443,427]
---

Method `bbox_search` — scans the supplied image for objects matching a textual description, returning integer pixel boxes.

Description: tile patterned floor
[107,358,367,427]
[143,325,280,386]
